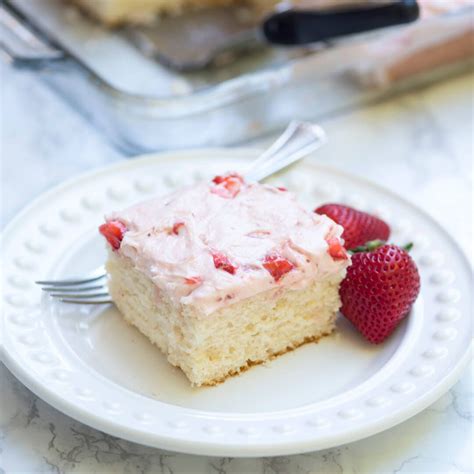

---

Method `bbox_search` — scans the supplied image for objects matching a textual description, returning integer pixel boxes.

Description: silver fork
[36,121,327,304]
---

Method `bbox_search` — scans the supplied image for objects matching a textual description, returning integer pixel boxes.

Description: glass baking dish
[2,0,472,154]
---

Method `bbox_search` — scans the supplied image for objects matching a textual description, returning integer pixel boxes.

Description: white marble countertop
[1,59,472,473]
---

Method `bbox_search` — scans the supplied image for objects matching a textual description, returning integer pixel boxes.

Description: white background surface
[1,59,473,473]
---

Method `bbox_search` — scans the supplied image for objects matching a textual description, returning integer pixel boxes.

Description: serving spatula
[125,0,419,71]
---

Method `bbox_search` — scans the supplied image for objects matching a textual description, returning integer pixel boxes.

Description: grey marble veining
[1,59,473,474]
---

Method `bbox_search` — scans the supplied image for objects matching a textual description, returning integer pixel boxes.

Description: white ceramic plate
[2,150,472,457]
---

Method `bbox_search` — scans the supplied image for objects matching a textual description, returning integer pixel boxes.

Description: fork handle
[244,121,327,183]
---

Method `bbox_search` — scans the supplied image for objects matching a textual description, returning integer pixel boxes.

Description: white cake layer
[107,252,345,386]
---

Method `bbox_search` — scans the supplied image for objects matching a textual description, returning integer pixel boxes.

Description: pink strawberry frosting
[106,180,350,315]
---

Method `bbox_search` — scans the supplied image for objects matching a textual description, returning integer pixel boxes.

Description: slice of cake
[99,174,350,386]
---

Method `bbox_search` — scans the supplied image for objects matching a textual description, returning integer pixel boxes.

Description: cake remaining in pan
[69,0,277,26]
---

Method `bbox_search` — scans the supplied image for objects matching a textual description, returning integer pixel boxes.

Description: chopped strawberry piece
[172,221,185,235]
[212,173,242,185]
[262,254,294,282]
[184,276,202,285]
[326,237,349,261]
[212,175,226,184]
[99,220,127,250]
[211,251,238,274]
[277,186,287,192]
[211,173,244,199]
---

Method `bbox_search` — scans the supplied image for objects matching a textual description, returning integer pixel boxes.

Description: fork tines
[36,266,112,304]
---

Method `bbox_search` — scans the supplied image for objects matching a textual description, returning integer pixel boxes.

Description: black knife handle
[263,0,419,45]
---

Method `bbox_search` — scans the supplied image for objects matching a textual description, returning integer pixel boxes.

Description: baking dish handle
[0,3,65,67]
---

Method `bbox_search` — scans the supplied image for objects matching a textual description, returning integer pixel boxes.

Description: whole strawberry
[339,242,420,344]
[315,203,390,250]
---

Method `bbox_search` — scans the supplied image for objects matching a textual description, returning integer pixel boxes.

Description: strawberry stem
[350,241,414,254]
[349,239,385,253]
